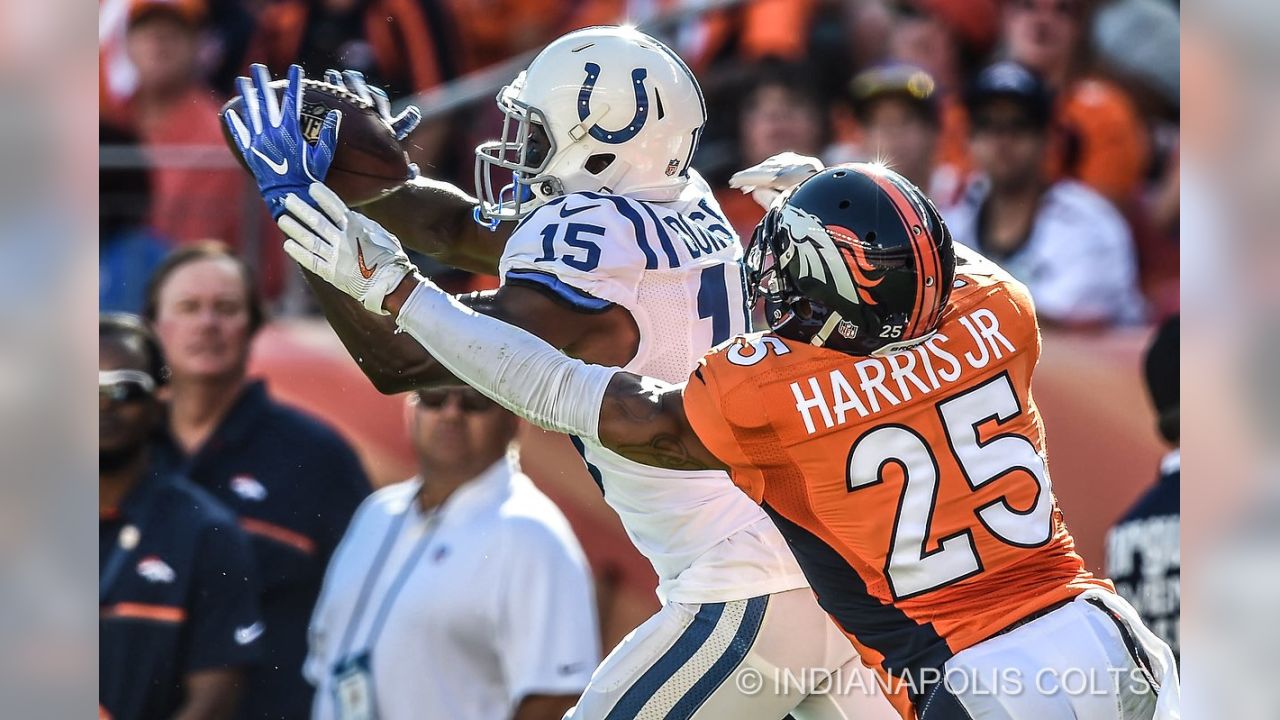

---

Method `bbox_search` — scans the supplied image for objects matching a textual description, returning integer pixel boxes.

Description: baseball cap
[127,0,206,28]
[964,61,1054,128]
[849,64,941,127]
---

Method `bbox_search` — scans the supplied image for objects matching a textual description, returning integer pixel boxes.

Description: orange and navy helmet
[745,163,955,355]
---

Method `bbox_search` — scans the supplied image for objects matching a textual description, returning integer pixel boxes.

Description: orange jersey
[684,249,1110,716]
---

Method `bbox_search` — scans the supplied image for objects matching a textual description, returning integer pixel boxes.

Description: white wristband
[394,281,618,441]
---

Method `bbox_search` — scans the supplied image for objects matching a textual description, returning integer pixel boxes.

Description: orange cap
[127,0,206,28]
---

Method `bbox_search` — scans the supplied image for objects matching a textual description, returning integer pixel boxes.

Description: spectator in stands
[100,313,264,720]
[739,65,829,169]
[717,62,831,240]
[444,0,580,73]
[678,0,820,75]
[1003,0,1150,205]
[1091,0,1181,110]
[100,0,255,102]
[243,0,460,167]
[144,243,371,719]
[100,123,170,315]
[1107,315,1180,662]
[886,0,985,94]
[115,0,252,250]
[944,61,1145,327]
[847,64,963,207]
[203,0,258,95]
[244,0,456,98]
[878,0,985,180]
[306,387,598,720]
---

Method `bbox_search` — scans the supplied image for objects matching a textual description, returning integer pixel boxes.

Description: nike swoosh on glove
[224,64,341,219]
[278,182,417,314]
[728,152,825,210]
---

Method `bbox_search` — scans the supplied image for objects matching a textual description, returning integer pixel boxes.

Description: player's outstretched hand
[224,64,342,219]
[279,182,417,315]
[729,152,825,210]
[322,68,422,141]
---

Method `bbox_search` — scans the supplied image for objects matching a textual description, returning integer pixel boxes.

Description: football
[219,79,414,206]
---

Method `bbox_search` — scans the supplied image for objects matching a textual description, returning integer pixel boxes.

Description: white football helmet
[475,26,707,221]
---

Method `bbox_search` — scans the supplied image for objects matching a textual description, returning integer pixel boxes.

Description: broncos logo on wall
[775,204,883,305]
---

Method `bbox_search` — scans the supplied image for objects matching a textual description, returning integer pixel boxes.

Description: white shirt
[498,171,809,605]
[944,178,1146,325]
[305,457,599,720]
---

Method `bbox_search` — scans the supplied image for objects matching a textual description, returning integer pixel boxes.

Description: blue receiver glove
[321,68,422,141]
[224,63,341,219]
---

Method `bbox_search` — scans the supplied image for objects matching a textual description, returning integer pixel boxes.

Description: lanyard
[336,497,444,658]
[99,487,159,603]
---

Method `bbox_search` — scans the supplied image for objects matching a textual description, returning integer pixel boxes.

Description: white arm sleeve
[393,280,618,441]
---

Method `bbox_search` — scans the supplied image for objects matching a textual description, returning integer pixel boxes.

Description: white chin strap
[810,311,844,347]
[567,102,612,142]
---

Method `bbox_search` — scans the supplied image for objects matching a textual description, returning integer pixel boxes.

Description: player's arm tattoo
[598,375,728,472]
[360,177,512,275]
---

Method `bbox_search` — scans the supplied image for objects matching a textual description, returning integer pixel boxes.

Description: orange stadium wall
[247,320,1164,648]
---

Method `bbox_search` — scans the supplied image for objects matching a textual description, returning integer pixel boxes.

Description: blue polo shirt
[100,465,264,720]
[155,380,370,720]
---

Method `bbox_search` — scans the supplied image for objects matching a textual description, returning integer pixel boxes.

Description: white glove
[728,152,826,209]
[278,182,416,314]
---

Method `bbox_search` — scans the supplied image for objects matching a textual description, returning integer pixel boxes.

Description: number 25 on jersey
[847,372,1053,600]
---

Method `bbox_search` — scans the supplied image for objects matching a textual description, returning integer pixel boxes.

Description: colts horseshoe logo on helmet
[577,62,650,144]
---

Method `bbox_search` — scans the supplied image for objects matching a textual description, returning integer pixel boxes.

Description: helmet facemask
[474,78,562,222]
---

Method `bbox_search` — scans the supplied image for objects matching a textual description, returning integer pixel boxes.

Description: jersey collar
[411,456,515,527]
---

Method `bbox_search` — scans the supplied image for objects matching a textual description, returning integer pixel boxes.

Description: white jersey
[499,171,808,604]
[306,460,599,719]
[944,178,1146,325]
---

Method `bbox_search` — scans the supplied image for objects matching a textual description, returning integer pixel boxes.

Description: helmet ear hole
[585,153,616,175]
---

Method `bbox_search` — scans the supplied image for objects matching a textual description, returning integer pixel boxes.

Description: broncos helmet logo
[776,204,881,305]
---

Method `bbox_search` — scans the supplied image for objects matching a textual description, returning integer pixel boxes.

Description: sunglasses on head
[99,369,157,404]
[414,388,498,413]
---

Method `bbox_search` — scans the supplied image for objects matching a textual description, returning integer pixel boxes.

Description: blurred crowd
[99,242,600,720]
[99,0,1179,326]
[95,1,1184,718]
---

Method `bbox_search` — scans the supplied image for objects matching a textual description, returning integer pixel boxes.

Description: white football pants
[932,589,1180,720]
[566,586,899,720]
